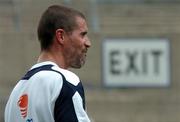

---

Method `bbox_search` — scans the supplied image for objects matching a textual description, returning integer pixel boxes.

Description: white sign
[102,39,171,87]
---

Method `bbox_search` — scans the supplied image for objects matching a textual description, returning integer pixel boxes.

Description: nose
[85,37,91,48]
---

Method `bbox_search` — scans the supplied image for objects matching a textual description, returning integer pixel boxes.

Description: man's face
[64,16,91,68]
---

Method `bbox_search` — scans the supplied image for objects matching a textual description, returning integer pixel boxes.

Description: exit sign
[102,38,171,87]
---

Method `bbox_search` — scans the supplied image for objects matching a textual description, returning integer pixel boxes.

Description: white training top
[5,61,90,122]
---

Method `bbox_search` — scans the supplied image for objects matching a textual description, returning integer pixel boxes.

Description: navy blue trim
[54,73,86,122]
[22,65,54,80]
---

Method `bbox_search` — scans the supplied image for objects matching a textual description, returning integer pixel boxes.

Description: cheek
[72,39,84,50]
[68,36,84,54]
[69,43,80,56]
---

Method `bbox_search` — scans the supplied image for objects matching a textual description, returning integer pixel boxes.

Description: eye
[81,31,87,37]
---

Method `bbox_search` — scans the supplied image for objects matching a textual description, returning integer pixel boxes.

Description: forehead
[74,16,88,31]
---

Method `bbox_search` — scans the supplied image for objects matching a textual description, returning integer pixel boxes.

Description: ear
[55,29,65,45]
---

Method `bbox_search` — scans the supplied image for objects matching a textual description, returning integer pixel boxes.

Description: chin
[71,62,85,69]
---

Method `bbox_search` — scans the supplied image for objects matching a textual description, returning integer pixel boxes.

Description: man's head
[37,5,91,69]
[37,5,85,50]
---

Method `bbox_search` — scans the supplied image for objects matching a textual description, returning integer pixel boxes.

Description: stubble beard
[70,52,86,69]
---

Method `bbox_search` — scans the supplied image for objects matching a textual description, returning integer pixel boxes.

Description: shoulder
[30,68,63,83]
[28,66,64,99]
[51,66,80,86]
[26,66,64,92]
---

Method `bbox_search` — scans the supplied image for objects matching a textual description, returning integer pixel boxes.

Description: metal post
[89,0,100,33]
[12,0,21,30]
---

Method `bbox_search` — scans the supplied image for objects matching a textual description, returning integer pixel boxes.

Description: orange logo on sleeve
[18,94,28,118]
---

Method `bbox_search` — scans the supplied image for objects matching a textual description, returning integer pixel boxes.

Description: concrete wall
[0,1,180,122]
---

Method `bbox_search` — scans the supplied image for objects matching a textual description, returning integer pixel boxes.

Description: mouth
[83,52,87,57]
[82,51,87,58]
[82,49,88,54]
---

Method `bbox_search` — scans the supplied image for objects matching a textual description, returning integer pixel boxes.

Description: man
[5,5,91,122]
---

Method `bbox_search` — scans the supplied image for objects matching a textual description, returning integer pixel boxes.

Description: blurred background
[0,0,180,122]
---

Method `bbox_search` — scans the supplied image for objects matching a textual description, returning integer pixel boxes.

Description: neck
[37,49,68,69]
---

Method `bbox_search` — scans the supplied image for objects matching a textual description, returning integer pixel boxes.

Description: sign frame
[102,38,171,88]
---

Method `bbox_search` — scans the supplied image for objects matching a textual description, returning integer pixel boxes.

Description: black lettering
[110,50,120,75]
[126,51,138,74]
[142,50,148,74]
[151,50,162,75]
